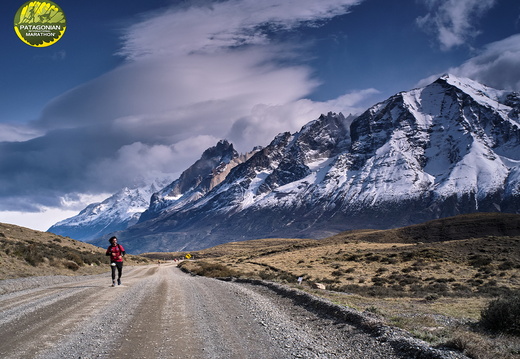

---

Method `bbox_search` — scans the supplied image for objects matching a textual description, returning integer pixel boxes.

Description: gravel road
[0,263,467,359]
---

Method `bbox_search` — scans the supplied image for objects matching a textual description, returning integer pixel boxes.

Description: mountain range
[49,75,520,253]
[48,179,171,242]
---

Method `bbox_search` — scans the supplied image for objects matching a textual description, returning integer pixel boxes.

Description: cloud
[417,34,520,91]
[0,192,110,231]
[227,88,380,150]
[0,123,43,142]
[0,0,375,217]
[118,0,364,60]
[416,0,497,50]
[90,135,220,188]
[0,208,83,232]
[450,34,520,91]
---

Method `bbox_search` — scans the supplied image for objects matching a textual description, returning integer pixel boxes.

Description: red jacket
[106,244,125,262]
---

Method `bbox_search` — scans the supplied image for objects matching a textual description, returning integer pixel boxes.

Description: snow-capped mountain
[48,180,171,242]
[89,75,520,253]
[139,139,257,222]
[49,140,254,242]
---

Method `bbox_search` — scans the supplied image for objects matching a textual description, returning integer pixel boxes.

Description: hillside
[323,212,520,244]
[180,213,520,294]
[0,223,148,279]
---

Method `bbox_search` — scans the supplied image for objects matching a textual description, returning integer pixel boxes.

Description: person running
[106,236,125,287]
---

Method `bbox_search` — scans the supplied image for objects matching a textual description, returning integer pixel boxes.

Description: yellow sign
[185,253,192,259]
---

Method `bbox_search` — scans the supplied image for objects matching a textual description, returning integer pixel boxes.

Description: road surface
[0,263,460,358]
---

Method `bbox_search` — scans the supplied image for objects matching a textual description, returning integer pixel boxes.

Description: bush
[192,262,240,278]
[498,261,514,270]
[63,260,80,271]
[469,254,492,268]
[480,292,520,335]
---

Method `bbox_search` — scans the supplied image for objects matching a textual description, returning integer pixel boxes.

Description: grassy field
[174,213,520,359]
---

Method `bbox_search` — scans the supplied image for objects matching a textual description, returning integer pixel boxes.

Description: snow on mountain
[48,179,171,242]
[75,75,520,253]
[49,140,255,242]
[139,139,257,222]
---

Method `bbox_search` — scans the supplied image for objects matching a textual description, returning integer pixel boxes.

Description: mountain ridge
[52,75,520,253]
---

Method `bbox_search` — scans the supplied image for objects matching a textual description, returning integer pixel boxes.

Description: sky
[0,0,519,231]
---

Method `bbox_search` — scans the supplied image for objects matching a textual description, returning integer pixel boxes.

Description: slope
[0,222,147,279]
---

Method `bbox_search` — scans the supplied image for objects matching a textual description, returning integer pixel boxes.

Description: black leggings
[111,262,123,280]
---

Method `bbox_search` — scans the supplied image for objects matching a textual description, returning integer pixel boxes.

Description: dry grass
[178,213,520,359]
[0,223,150,279]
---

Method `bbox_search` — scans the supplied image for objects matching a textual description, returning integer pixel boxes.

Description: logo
[14,1,66,47]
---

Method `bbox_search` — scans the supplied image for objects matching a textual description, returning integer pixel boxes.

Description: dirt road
[0,263,463,358]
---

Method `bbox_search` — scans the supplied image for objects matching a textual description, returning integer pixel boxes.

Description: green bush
[480,292,520,335]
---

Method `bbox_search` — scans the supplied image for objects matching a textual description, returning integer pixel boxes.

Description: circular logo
[14,1,66,47]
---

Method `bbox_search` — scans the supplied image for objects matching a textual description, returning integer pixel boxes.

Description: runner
[106,236,126,287]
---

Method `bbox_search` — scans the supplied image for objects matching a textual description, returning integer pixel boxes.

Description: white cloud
[89,136,220,188]
[416,0,497,50]
[119,0,364,60]
[417,34,520,92]
[0,209,79,231]
[0,193,110,232]
[0,123,43,142]
[228,88,379,150]
[32,0,376,182]
[1,0,382,223]
[450,34,520,91]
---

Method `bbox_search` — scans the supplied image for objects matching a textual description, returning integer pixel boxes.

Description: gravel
[0,265,469,358]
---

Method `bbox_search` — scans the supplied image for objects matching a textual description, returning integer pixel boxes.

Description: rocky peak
[200,139,238,163]
[139,140,244,221]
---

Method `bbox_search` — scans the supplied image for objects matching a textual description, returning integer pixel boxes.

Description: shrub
[345,254,362,262]
[425,294,440,301]
[63,260,79,271]
[376,267,388,274]
[371,276,388,286]
[259,269,276,280]
[469,254,492,268]
[331,270,344,277]
[277,271,298,283]
[498,261,514,270]
[191,261,240,278]
[65,251,84,266]
[480,292,520,335]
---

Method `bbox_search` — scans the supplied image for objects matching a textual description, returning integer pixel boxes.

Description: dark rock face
[139,140,246,222]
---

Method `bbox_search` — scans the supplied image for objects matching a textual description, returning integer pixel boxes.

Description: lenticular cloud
[7,0,375,213]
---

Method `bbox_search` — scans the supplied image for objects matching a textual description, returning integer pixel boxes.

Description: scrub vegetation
[0,223,149,279]
[177,213,520,359]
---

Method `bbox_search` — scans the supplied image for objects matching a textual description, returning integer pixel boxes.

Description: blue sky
[0,0,519,230]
